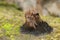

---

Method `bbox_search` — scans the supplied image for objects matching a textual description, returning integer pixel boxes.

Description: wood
[25,9,42,29]
[24,0,43,29]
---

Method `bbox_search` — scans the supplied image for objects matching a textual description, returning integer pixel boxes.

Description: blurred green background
[0,0,60,40]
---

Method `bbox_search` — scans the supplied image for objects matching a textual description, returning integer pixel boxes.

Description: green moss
[2,23,13,31]
[0,3,60,40]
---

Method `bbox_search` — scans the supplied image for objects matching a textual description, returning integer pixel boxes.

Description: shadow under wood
[20,21,53,36]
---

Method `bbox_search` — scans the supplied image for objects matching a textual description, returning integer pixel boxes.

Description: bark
[23,0,43,29]
[25,9,42,29]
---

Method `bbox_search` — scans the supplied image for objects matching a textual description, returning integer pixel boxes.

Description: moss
[0,3,60,40]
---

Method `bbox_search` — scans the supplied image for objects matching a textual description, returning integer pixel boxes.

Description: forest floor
[0,5,60,40]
